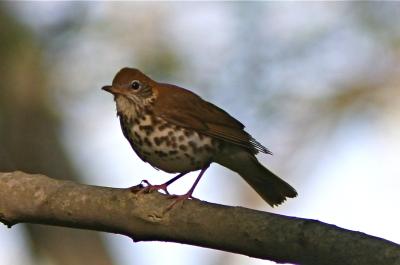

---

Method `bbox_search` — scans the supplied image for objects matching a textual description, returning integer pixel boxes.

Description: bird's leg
[165,164,210,211]
[137,172,188,195]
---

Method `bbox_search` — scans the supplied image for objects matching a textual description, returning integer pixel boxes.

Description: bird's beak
[101,85,129,96]
[101,85,127,96]
[102,85,113,93]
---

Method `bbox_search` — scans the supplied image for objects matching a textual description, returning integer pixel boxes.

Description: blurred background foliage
[0,2,399,265]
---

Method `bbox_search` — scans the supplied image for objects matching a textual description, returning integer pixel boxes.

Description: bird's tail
[217,151,297,206]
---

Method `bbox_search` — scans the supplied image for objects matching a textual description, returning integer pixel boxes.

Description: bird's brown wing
[153,83,271,154]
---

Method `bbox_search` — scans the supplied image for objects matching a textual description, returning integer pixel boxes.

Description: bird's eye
[130,80,141,90]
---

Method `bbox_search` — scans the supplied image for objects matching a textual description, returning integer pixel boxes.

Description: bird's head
[102,68,157,114]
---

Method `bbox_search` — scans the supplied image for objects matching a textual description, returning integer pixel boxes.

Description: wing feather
[154,83,271,154]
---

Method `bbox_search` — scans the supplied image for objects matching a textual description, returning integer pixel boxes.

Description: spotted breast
[116,96,220,173]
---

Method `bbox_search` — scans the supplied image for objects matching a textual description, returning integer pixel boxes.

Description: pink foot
[164,193,197,212]
[137,180,170,195]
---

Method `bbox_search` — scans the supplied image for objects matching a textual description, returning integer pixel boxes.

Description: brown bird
[102,68,297,207]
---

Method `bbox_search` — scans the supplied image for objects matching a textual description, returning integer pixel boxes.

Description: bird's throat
[115,96,141,120]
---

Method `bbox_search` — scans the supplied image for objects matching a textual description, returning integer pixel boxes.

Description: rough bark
[0,171,399,265]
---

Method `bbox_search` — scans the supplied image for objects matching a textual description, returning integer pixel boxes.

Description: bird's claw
[163,193,197,213]
[137,179,170,195]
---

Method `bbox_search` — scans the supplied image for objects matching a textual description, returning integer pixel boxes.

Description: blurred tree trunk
[0,5,114,265]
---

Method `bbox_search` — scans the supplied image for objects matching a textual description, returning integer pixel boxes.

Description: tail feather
[241,161,297,206]
[217,150,297,206]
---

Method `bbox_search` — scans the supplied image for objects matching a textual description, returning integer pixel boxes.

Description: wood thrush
[102,68,297,207]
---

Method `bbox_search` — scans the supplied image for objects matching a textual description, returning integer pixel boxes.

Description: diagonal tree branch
[0,171,399,265]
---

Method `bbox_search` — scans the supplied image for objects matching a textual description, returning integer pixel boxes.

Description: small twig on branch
[0,171,399,265]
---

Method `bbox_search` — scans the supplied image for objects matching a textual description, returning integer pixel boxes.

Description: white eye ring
[130,80,141,90]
